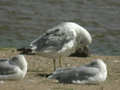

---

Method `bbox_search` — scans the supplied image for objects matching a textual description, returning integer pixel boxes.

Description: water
[0,0,120,56]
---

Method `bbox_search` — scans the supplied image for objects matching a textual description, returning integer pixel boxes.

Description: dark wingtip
[17,48,26,51]
[17,47,35,55]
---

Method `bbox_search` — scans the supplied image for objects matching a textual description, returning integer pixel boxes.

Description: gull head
[11,55,27,70]
[89,59,107,72]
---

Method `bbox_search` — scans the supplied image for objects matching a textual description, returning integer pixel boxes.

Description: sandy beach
[0,48,120,90]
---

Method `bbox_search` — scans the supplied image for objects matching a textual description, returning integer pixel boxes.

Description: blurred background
[0,0,120,55]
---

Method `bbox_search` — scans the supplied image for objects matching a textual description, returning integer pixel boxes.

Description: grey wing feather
[0,58,9,62]
[0,62,17,75]
[48,66,99,83]
[31,28,74,51]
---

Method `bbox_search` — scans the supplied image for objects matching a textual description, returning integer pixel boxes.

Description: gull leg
[59,55,62,68]
[53,58,56,71]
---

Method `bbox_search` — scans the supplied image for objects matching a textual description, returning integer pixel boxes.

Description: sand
[0,49,120,90]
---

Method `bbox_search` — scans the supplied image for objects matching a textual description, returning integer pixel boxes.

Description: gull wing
[30,27,75,52]
[48,66,99,83]
[0,60,17,75]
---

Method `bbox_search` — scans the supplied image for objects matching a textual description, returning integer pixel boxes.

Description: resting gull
[20,22,92,71]
[48,59,107,84]
[0,55,27,80]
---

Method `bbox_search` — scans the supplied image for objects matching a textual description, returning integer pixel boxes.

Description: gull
[0,55,27,80]
[48,59,107,84]
[29,22,92,70]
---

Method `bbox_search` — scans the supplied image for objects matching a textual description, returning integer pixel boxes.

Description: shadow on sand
[36,72,52,78]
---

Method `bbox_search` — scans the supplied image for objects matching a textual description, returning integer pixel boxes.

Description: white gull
[0,55,27,80]
[48,59,107,84]
[29,22,92,70]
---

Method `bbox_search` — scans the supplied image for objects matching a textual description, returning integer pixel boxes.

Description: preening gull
[0,55,27,80]
[48,59,107,84]
[30,22,92,70]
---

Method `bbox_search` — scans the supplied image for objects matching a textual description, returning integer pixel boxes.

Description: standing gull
[48,59,107,84]
[30,22,92,70]
[0,55,27,80]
